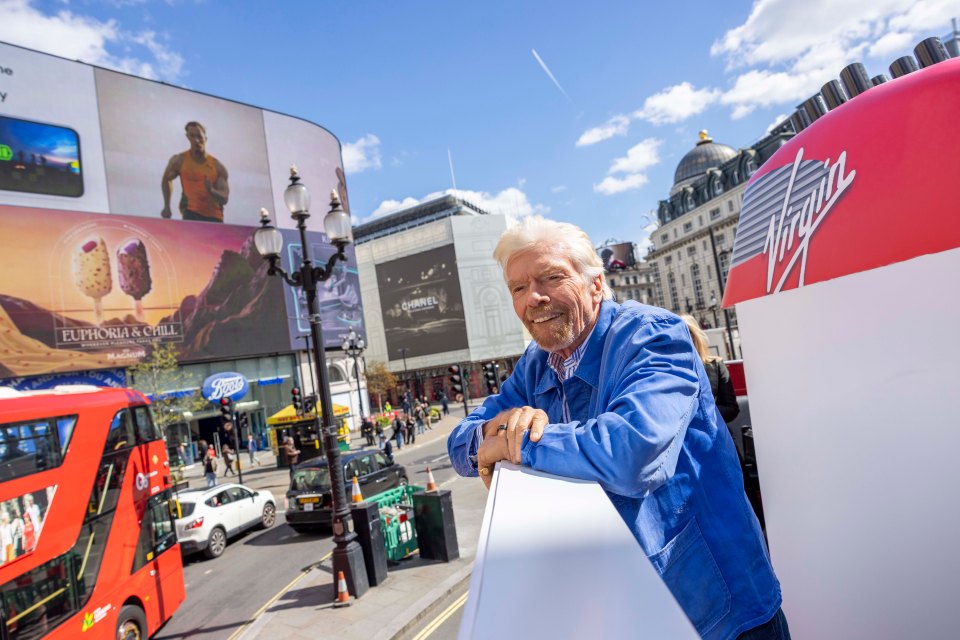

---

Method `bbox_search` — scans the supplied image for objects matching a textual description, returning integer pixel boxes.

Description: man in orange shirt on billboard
[161,121,230,222]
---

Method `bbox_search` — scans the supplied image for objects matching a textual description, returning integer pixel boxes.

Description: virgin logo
[762,147,856,294]
[210,376,245,399]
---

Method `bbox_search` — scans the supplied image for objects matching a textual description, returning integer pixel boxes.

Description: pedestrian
[202,446,218,487]
[382,438,394,465]
[392,414,404,450]
[680,315,741,425]
[414,403,426,435]
[375,420,384,449]
[362,416,375,446]
[222,444,236,477]
[441,392,449,416]
[385,401,392,414]
[282,436,300,477]
[404,413,416,445]
[247,433,260,467]
[446,216,786,640]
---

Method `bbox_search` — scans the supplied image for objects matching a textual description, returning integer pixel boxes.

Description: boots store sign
[202,372,249,404]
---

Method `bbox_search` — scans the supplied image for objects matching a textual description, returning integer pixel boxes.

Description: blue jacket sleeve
[446,349,534,477]
[521,314,701,498]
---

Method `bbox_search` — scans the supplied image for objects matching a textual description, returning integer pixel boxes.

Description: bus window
[0,418,72,482]
[133,406,162,444]
[55,416,76,456]
[104,410,135,452]
[86,451,127,521]
[132,490,177,574]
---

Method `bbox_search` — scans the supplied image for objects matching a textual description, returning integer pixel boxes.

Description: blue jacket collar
[534,300,618,395]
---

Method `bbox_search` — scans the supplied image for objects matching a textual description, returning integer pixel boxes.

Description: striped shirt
[547,326,595,422]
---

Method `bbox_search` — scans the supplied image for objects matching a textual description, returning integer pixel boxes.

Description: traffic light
[238,412,250,433]
[448,365,463,395]
[303,394,317,415]
[483,362,499,394]
[219,397,234,426]
[291,387,303,415]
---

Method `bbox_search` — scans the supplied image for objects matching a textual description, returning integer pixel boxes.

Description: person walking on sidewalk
[392,414,404,450]
[282,436,300,477]
[404,413,416,445]
[447,216,787,640]
[375,420,384,449]
[414,403,426,435]
[222,444,236,477]
[247,433,260,467]
[441,392,449,416]
[202,446,218,487]
[362,416,375,446]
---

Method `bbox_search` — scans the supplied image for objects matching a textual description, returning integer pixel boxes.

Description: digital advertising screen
[375,244,468,359]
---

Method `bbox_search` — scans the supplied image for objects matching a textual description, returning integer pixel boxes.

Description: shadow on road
[242,523,331,547]
[154,619,254,640]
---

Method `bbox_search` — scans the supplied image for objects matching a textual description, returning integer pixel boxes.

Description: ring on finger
[497,423,508,433]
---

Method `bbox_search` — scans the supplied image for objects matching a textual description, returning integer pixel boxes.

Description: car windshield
[291,467,331,491]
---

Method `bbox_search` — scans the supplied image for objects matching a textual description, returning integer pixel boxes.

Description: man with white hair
[447,216,787,640]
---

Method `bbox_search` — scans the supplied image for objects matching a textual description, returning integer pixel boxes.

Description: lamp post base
[333,539,370,599]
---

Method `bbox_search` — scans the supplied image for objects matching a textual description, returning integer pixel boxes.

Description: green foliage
[128,343,208,429]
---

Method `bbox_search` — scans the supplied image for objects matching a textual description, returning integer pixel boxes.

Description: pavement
[179,410,484,640]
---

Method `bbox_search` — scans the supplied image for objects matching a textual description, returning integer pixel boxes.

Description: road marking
[226,550,333,640]
[411,591,468,640]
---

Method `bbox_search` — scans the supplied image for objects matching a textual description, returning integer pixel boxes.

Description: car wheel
[116,604,147,640]
[203,527,227,559]
[261,502,276,529]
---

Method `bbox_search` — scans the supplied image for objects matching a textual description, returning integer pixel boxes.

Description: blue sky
[2,0,957,251]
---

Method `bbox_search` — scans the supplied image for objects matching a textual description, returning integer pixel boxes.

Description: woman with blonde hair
[680,315,740,424]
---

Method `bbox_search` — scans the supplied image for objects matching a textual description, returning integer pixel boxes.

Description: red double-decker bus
[0,385,185,639]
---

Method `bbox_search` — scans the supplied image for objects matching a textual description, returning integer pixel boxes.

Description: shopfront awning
[266,402,350,426]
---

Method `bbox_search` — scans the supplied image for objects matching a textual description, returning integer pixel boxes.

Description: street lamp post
[341,328,366,424]
[709,294,720,329]
[254,167,369,599]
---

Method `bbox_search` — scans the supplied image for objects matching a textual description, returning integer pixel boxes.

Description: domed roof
[673,131,737,186]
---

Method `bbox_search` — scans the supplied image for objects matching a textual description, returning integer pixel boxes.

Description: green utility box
[367,484,423,562]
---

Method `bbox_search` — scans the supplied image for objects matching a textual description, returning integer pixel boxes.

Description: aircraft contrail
[531,49,574,106]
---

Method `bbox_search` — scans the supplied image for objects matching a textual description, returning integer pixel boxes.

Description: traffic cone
[425,466,438,492]
[334,570,351,607]
[351,475,363,503]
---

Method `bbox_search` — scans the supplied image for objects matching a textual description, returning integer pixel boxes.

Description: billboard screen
[0,205,289,377]
[600,242,636,272]
[375,244,468,358]
[0,41,364,376]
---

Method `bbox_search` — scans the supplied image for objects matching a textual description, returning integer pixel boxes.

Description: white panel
[737,247,960,640]
[0,43,109,212]
[460,463,698,639]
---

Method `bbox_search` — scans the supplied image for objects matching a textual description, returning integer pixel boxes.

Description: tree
[127,343,208,431]
[364,360,397,414]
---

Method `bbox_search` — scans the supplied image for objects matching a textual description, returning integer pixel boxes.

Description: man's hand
[484,406,548,465]
[477,435,508,490]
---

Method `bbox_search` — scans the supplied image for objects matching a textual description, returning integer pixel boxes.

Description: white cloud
[593,138,661,195]
[367,187,549,222]
[608,138,662,175]
[0,0,183,81]
[551,185,567,193]
[710,0,959,118]
[342,134,382,173]
[765,113,790,134]
[576,115,631,147]
[594,174,649,195]
[633,82,721,125]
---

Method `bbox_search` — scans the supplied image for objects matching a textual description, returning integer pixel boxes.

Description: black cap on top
[889,56,919,78]
[839,62,872,98]
[821,80,848,110]
[801,94,828,123]
[914,37,949,68]
[870,74,889,86]
[790,109,810,133]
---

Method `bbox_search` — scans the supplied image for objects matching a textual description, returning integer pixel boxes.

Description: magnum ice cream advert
[376,244,468,358]
[0,205,289,377]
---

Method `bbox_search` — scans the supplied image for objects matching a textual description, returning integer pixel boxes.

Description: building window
[682,222,693,233]
[687,246,697,256]
[673,228,678,238]
[667,272,678,311]
[719,251,731,282]
[710,207,721,220]
[691,264,704,308]
[609,277,616,287]
[716,234,726,245]
[698,215,703,226]
[707,265,712,278]
[727,200,734,212]
[681,273,686,286]
[702,240,708,250]
[661,233,669,244]
[664,256,672,265]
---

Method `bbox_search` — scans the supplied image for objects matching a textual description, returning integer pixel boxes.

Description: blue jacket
[448,301,781,640]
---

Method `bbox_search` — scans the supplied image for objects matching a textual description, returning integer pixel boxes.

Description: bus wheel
[204,527,227,559]
[116,604,146,640]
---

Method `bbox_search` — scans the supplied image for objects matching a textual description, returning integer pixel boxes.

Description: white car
[174,483,276,559]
